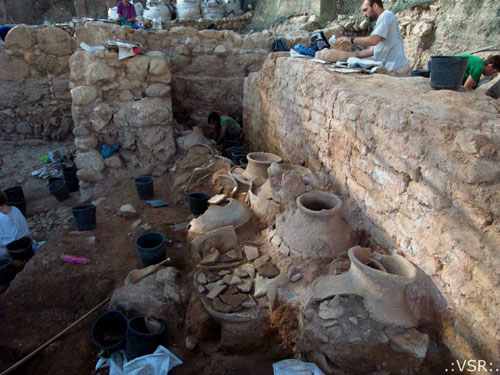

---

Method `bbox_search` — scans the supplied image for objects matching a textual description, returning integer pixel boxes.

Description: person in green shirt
[208,112,241,145]
[457,54,500,90]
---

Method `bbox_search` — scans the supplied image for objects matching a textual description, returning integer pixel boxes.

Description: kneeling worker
[336,0,410,76]
[457,54,500,90]
[208,112,241,145]
[0,191,30,258]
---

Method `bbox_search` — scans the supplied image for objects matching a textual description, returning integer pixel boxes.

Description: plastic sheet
[273,359,324,375]
[176,0,201,20]
[95,345,183,375]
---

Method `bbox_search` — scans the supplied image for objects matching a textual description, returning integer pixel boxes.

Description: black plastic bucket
[411,69,431,78]
[430,56,469,90]
[48,180,70,202]
[125,316,165,360]
[92,310,128,353]
[63,166,80,192]
[7,198,27,217]
[224,146,244,159]
[4,186,25,200]
[0,257,16,286]
[135,232,166,267]
[6,237,33,261]
[188,192,210,215]
[72,205,97,231]
[134,176,154,200]
[231,150,249,165]
[47,177,64,186]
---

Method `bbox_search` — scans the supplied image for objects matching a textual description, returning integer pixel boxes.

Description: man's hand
[336,37,351,45]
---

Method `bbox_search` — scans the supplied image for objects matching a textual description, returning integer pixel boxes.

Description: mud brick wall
[0,25,76,140]
[243,54,500,366]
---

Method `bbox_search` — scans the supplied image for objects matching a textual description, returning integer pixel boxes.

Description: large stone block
[71,86,98,106]
[36,26,76,56]
[0,53,30,82]
[5,25,36,50]
[145,83,170,98]
[116,98,172,129]
[126,55,151,81]
[76,150,105,182]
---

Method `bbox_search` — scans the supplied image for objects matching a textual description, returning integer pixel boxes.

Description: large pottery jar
[242,152,282,181]
[277,190,355,261]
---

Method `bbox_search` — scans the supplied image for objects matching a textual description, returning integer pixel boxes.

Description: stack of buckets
[224,139,248,166]
[48,165,80,202]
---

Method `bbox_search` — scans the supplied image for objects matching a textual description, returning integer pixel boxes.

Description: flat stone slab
[236,278,253,293]
[244,245,259,261]
[220,292,248,309]
[200,249,220,266]
[213,297,233,313]
[258,262,280,278]
[254,255,270,269]
[206,284,227,300]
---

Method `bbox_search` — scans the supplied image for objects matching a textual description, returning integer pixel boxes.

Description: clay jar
[242,152,282,181]
[313,246,418,328]
[278,190,355,261]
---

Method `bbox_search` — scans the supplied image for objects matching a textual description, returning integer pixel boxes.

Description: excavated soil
[0,140,278,375]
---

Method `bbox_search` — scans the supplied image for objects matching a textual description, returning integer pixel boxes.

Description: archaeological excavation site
[0,0,499,374]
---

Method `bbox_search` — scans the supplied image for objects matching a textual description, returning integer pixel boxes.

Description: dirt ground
[0,140,278,375]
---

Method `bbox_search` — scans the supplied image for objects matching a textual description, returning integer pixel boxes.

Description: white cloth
[372,10,409,72]
[0,206,30,257]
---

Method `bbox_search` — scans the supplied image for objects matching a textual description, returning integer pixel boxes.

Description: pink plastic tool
[61,255,90,264]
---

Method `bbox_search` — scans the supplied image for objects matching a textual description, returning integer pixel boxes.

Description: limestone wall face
[75,22,309,127]
[69,49,175,199]
[243,54,500,365]
[0,25,76,140]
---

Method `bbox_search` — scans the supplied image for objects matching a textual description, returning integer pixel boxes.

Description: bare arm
[127,16,136,22]
[216,126,227,145]
[336,35,382,48]
[463,76,476,90]
[355,46,374,58]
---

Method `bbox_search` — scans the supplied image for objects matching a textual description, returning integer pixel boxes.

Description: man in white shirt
[336,0,410,76]
[0,191,30,258]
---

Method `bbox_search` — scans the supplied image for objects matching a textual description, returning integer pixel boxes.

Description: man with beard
[336,0,410,76]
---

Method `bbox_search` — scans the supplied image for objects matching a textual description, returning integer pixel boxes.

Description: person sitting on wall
[116,0,139,28]
[456,54,500,90]
[208,112,241,145]
[336,0,411,77]
[0,191,30,258]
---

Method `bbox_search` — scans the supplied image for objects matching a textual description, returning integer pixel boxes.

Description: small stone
[271,235,282,247]
[218,270,231,276]
[319,296,345,320]
[208,194,227,204]
[389,329,429,359]
[213,297,233,313]
[233,268,248,278]
[254,255,270,269]
[225,285,240,295]
[257,262,280,278]
[225,249,243,261]
[242,296,257,308]
[241,264,255,278]
[197,285,206,293]
[205,280,224,291]
[197,272,207,285]
[327,326,343,338]
[244,246,259,261]
[322,320,338,328]
[254,275,267,298]
[207,274,220,283]
[349,317,358,325]
[223,275,233,284]
[219,293,247,309]
[185,335,197,350]
[200,249,220,266]
[318,333,329,343]
[236,278,252,293]
[120,204,136,214]
[230,276,242,285]
[206,284,227,300]
[290,273,302,282]
[140,224,152,231]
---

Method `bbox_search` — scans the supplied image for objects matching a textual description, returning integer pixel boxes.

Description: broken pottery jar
[242,152,282,181]
[313,246,418,328]
[277,190,355,260]
[188,198,253,237]
[248,176,281,222]
[267,163,320,205]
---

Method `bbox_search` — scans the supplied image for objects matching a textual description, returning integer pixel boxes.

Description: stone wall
[75,22,309,128]
[69,49,175,199]
[0,25,76,140]
[243,54,500,365]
